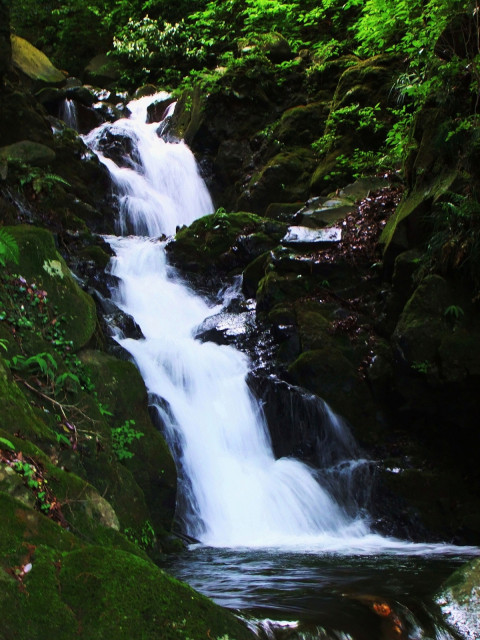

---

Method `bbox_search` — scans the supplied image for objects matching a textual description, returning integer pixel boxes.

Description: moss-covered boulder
[392,275,453,366]
[0,88,54,147]
[7,225,96,349]
[238,32,292,63]
[436,558,480,639]
[287,346,381,442]
[272,101,330,147]
[79,350,177,534]
[0,494,253,640]
[83,53,121,86]
[167,210,286,284]
[0,140,56,167]
[239,148,317,214]
[11,34,65,89]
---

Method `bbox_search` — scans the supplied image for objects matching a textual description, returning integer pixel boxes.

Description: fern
[0,229,19,268]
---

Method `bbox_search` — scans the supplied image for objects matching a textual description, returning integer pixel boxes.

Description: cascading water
[84,93,374,548]
[59,98,79,131]
[84,94,480,556]
[82,92,480,640]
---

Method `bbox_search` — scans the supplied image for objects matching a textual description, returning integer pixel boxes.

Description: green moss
[256,271,314,314]
[392,275,453,365]
[0,495,249,640]
[245,148,316,212]
[6,225,96,349]
[274,101,330,146]
[59,546,253,640]
[0,357,56,445]
[11,34,65,85]
[0,544,78,640]
[79,351,176,533]
[288,347,381,442]
[169,210,284,277]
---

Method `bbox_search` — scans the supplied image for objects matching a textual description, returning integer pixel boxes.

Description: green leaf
[0,436,15,451]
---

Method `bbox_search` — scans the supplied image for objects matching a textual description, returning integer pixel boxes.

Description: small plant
[0,229,19,268]
[0,436,15,451]
[124,520,156,550]
[111,419,144,461]
[9,352,58,381]
[444,304,464,320]
[411,360,430,374]
[18,165,70,195]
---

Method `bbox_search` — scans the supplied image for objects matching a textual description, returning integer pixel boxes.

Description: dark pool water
[163,546,479,639]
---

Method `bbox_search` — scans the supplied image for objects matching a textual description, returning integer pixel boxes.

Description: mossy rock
[287,347,381,442]
[168,211,285,278]
[392,275,453,365]
[380,168,458,251]
[6,225,96,350]
[295,303,333,352]
[11,34,65,88]
[238,32,291,63]
[241,148,317,213]
[83,53,121,86]
[0,494,251,640]
[332,54,398,112]
[436,558,480,639]
[57,546,253,640]
[79,350,177,533]
[0,357,57,445]
[256,271,315,314]
[273,101,330,146]
[0,492,80,570]
[306,55,360,96]
[242,251,272,298]
[0,88,54,147]
[0,140,56,167]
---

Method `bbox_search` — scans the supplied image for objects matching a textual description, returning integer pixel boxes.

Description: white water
[85,95,480,555]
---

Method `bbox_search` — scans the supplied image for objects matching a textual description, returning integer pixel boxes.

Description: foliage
[124,520,156,550]
[111,419,144,461]
[18,167,70,196]
[426,193,480,296]
[0,229,19,268]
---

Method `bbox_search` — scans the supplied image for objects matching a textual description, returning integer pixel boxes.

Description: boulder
[10,34,65,88]
[239,148,317,214]
[436,558,480,639]
[238,32,292,63]
[7,225,97,350]
[83,53,121,86]
[0,140,55,168]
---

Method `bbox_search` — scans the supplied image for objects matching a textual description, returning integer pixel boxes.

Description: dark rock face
[0,0,11,82]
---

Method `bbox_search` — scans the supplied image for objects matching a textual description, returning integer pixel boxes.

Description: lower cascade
[84,94,477,555]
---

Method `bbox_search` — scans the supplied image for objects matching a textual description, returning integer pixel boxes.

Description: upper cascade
[83,93,213,237]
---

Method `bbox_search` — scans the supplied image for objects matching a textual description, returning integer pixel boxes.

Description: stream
[83,94,479,640]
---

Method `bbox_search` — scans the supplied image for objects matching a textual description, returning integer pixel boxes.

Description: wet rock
[282,225,342,245]
[436,558,480,639]
[133,84,158,99]
[147,96,176,124]
[167,210,286,286]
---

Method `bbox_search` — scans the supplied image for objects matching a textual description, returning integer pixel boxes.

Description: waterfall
[84,94,377,548]
[59,98,78,131]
